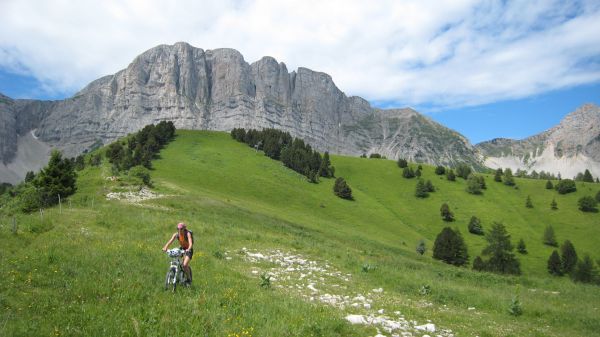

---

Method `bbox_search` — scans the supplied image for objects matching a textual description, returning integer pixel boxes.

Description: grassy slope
[1,130,599,337]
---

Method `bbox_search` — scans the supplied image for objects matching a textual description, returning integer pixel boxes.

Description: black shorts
[181,248,193,260]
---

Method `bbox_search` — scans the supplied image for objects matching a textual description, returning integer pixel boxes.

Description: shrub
[446,169,456,181]
[516,239,527,254]
[369,153,382,159]
[472,256,485,271]
[555,179,576,194]
[456,164,472,180]
[432,227,469,266]
[503,168,515,186]
[397,158,408,168]
[425,180,435,192]
[546,180,554,189]
[415,179,429,198]
[128,165,152,186]
[402,167,415,179]
[578,196,598,212]
[416,240,426,255]
[508,296,523,316]
[333,177,353,200]
[571,255,597,284]
[551,198,558,210]
[468,216,484,235]
[596,190,600,203]
[525,195,533,208]
[561,240,578,274]
[466,174,484,195]
[435,166,446,175]
[494,168,503,182]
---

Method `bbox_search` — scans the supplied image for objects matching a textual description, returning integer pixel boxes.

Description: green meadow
[1,130,599,337]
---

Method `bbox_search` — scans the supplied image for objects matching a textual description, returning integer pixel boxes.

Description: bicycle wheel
[173,270,183,292]
[187,266,192,285]
[165,270,174,290]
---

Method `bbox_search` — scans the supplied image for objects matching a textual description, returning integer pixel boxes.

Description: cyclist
[162,222,193,284]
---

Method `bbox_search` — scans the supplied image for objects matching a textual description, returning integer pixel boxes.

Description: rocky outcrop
[0,42,482,182]
[476,104,600,178]
[0,93,17,164]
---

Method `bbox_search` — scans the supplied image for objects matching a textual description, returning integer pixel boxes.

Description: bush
[446,169,456,181]
[333,177,353,200]
[402,167,415,179]
[494,168,503,182]
[397,158,408,168]
[571,255,597,284]
[435,166,446,175]
[432,227,469,266]
[555,179,576,194]
[466,174,483,195]
[128,166,152,186]
[416,240,426,255]
[578,196,598,212]
[561,240,578,274]
[525,195,533,208]
[546,180,553,189]
[369,153,382,159]
[596,190,600,203]
[456,164,472,180]
[415,179,429,198]
[516,239,527,254]
[508,296,523,316]
[468,216,484,235]
[503,168,515,186]
[551,198,558,210]
[472,256,485,271]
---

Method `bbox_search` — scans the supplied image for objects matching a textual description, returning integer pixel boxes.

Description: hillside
[1,130,599,337]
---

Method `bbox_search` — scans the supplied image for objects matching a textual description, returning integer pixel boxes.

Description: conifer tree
[525,195,533,208]
[456,164,472,179]
[440,203,454,222]
[472,256,485,271]
[546,180,553,189]
[446,169,456,181]
[547,250,563,276]
[578,196,598,212]
[468,216,484,235]
[416,240,426,255]
[543,225,558,247]
[415,179,429,198]
[402,167,415,179]
[425,180,435,192]
[34,150,77,207]
[432,227,469,266]
[466,174,483,195]
[333,177,353,200]
[494,168,503,182]
[560,240,578,274]
[503,168,515,186]
[582,169,594,183]
[572,255,597,284]
[481,222,521,275]
[551,198,558,210]
[435,166,446,175]
[397,158,408,168]
[555,179,576,194]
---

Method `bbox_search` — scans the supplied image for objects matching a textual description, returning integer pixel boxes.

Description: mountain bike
[164,248,192,292]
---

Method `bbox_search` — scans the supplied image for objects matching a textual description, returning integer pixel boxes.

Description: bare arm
[162,233,177,251]
[187,231,193,251]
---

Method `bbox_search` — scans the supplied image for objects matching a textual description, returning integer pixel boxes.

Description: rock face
[476,104,600,179]
[1,42,482,182]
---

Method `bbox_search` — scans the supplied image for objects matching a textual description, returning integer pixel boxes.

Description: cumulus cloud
[0,0,599,109]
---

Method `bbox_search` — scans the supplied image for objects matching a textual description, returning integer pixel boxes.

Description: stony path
[228,248,455,337]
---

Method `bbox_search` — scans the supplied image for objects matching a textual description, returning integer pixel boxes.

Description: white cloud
[0,0,599,108]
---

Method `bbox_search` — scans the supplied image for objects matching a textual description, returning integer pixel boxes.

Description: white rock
[345,315,367,325]
[415,323,436,332]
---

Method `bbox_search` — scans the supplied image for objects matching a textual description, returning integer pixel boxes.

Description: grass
[1,130,599,337]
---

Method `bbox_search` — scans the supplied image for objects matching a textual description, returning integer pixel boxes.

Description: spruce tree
[516,239,527,254]
[24,171,35,182]
[551,198,558,210]
[546,180,553,189]
[415,168,422,177]
[543,225,558,247]
[494,168,503,182]
[503,168,515,186]
[547,250,564,276]
[34,150,77,207]
[415,179,429,198]
[318,152,334,178]
[582,169,594,183]
[402,167,415,179]
[572,255,597,284]
[560,240,578,274]
[468,216,484,235]
[472,256,485,271]
[333,177,353,200]
[446,169,456,181]
[397,158,408,168]
[432,227,469,266]
[466,174,482,195]
[425,180,435,192]
[440,203,454,222]
[481,222,521,275]
[525,195,533,208]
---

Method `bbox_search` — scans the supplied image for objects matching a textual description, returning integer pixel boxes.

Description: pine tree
[468,216,484,235]
[472,256,485,271]
[466,174,483,195]
[582,169,594,183]
[34,150,77,207]
[24,171,35,182]
[560,240,578,274]
[440,203,454,222]
[425,180,435,192]
[432,227,469,266]
[318,152,334,178]
[415,179,429,198]
[516,239,527,254]
[494,168,503,182]
[543,225,558,247]
[333,177,353,200]
[397,158,408,168]
[446,169,456,181]
[547,250,564,276]
[503,168,515,186]
[572,255,597,284]
[456,164,472,179]
[481,222,521,275]
[435,166,446,175]
[546,180,554,189]
[550,198,558,210]
[525,195,533,208]
[415,168,422,177]
[402,167,415,179]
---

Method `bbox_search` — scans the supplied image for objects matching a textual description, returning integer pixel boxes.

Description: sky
[0,0,599,144]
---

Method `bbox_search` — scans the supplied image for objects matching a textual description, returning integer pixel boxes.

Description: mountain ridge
[0,42,481,183]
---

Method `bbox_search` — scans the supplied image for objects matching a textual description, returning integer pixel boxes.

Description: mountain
[476,103,600,179]
[0,42,480,183]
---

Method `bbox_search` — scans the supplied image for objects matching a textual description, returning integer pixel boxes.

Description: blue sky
[1,0,599,144]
